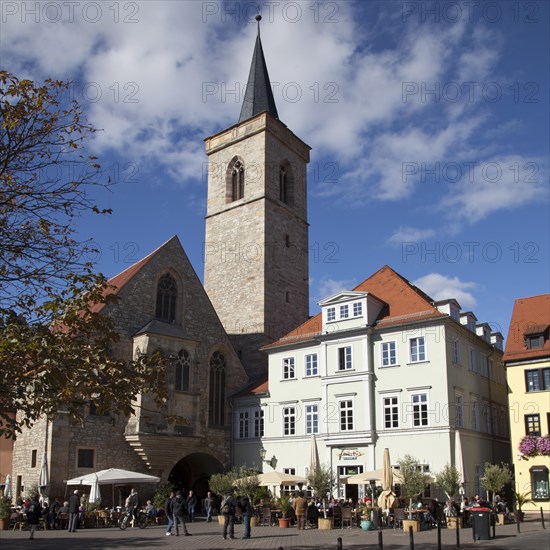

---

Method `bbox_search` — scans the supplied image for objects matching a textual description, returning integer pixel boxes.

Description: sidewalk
[0,515,547,550]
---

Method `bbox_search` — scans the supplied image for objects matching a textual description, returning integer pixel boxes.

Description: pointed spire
[238,14,279,123]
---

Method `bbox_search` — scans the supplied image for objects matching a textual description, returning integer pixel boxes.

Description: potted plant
[435,463,461,528]
[208,471,238,525]
[307,463,337,530]
[513,491,535,522]
[235,466,261,527]
[0,496,12,530]
[277,494,291,528]
[480,462,512,511]
[396,455,430,533]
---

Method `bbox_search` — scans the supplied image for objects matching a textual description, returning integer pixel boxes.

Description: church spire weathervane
[238,11,279,123]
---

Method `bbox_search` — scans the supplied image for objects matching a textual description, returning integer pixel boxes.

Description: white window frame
[283,406,296,436]
[353,302,363,317]
[339,304,349,319]
[471,400,479,431]
[254,408,264,438]
[381,341,398,367]
[455,393,463,428]
[327,307,336,322]
[282,357,295,380]
[383,395,399,429]
[305,353,318,377]
[452,340,460,364]
[469,348,477,372]
[482,401,490,433]
[239,411,249,438]
[409,337,426,363]
[305,403,319,434]
[338,346,353,371]
[339,399,354,431]
[411,392,429,427]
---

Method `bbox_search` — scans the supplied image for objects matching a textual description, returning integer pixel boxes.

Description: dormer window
[526,334,544,349]
[327,307,336,322]
[340,304,349,319]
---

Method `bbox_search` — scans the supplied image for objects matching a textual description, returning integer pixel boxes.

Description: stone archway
[168,452,224,500]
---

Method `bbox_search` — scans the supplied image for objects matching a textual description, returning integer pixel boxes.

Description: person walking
[220,490,237,540]
[172,490,191,536]
[68,490,80,532]
[204,491,214,523]
[165,490,175,536]
[186,490,197,522]
[240,495,253,539]
[294,491,308,530]
[25,494,41,540]
[125,488,139,526]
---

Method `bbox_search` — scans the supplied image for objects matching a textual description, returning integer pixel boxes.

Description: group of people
[163,489,197,536]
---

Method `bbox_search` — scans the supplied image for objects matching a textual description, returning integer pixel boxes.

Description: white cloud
[387,226,436,245]
[412,273,478,309]
[315,277,356,302]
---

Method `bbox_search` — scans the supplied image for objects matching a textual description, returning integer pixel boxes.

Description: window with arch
[279,162,294,205]
[231,159,245,201]
[174,349,191,392]
[156,273,177,322]
[208,351,226,426]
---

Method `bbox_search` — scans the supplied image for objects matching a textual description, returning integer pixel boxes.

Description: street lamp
[259,447,276,469]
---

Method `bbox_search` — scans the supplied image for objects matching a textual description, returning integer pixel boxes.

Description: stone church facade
[8,22,311,504]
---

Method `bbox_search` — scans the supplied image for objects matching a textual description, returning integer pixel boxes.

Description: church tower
[204,17,310,381]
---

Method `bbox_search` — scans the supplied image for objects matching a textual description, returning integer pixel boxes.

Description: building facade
[504,294,550,512]
[234,266,511,501]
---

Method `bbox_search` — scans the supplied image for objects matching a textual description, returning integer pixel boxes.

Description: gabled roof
[90,236,181,314]
[232,376,269,399]
[503,294,550,363]
[264,265,445,349]
[238,29,279,123]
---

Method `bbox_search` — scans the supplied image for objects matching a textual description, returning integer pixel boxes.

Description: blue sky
[2,0,549,339]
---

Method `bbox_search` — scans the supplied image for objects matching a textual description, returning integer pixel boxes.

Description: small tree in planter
[396,455,430,532]
[208,471,238,524]
[307,463,336,529]
[0,496,12,530]
[236,466,260,505]
[277,493,291,527]
[435,464,461,527]
[513,491,535,522]
[480,462,512,505]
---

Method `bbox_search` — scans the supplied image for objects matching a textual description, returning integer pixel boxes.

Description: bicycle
[118,508,149,530]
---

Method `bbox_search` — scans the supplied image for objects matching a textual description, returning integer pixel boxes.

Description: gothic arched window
[155,273,177,322]
[174,349,190,392]
[208,351,226,426]
[231,160,245,201]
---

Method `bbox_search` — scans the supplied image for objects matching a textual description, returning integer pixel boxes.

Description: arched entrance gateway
[167,453,224,500]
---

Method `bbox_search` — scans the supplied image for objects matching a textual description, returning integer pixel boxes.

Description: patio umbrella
[4,474,12,500]
[89,474,102,506]
[66,468,160,485]
[253,471,307,497]
[344,469,384,485]
[39,451,49,496]
[377,448,398,509]
[455,430,467,495]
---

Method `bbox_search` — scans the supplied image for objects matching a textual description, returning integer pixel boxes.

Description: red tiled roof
[233,376,269,399]
[264,265,444,349]
[503,294,550,363]
[90,236,180,313]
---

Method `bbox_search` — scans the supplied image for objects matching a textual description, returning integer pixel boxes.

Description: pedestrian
[240,495,253,539]
[165,490,175,536]
[204,491,214,523]
[125,488,139,525]
[220,490,237,540]
[293,491,308,530]
[68,490,80,532]
[186,490,197,522]
[25,494,41,540]
[172,490,191,536]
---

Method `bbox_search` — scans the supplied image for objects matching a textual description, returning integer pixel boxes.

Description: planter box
[447,517,463,529]
[497,513,507,526]
[218,515,225,525]
[0,518,9,531]
[250,516,258,528]
[318,518,333,530]
[402,519,420,532]
[278,518,290,528]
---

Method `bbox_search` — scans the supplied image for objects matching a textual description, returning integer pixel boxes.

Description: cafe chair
[260,507,271,526]
[332,506,342,528]
[341,506,354,528]
[393,508,406,529]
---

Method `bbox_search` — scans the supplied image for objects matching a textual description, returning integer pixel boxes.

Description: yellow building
[504,294,550,512]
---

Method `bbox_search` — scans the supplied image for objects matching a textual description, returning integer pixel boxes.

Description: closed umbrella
[309,435,319,475]
[89,474,101,506]
[377,448,397,509]
[39,452,49,496]
[4,474,12,500]
[455,430,467,495]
